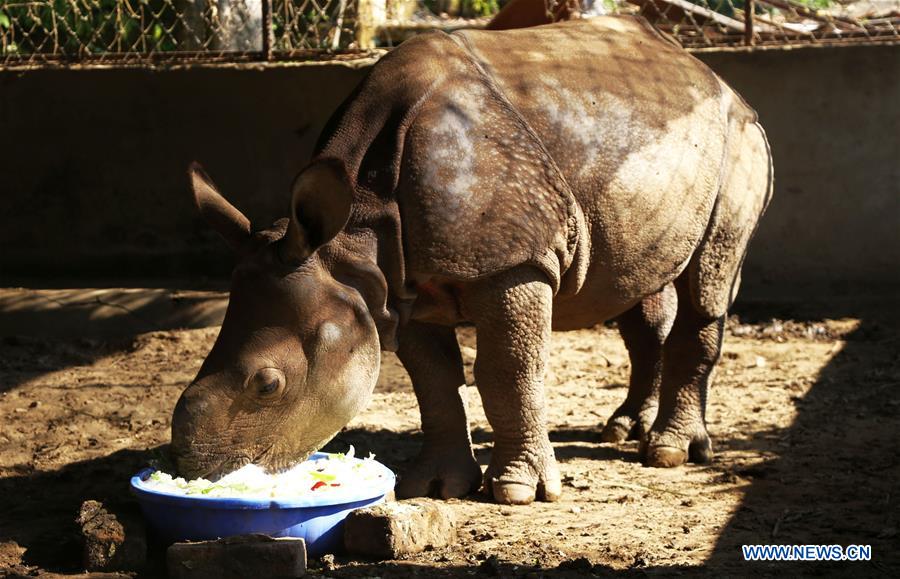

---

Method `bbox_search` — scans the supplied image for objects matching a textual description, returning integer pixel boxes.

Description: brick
[343,499,458,559]
[166,534,306,579]
[76,500,146,572]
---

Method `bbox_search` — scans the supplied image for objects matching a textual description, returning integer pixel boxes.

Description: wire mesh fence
[621,0,900,49]
[1,0,897,67]
[0,0,363,63]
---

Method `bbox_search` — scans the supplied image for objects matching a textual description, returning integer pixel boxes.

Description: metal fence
[1,0,897,67]
[0,0,363,64]
[623,0,900,49]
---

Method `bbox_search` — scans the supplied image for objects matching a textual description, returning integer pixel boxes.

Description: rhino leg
[642,277,721,467]
[641,114,771,468]
[600,283,677,443]
[395,321,482,499]
[462,267,560,505]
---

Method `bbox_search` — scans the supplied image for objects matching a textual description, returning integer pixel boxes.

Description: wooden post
[745,0,756,46]
[356,0,386,49]
[331,0,349,50]
[387,0,418,21]
[262,0,274,59]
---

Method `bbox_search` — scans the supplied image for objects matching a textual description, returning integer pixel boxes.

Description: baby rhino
[170,17,772,505]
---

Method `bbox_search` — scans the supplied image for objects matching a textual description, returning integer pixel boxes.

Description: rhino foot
[641,427,713,468]
[602,286,675,445]
[483,442,561,505]
[395,447,482,500]
[599,401,658,444]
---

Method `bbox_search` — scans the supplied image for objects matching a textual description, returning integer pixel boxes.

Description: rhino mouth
[173,427,345,481]
[172,444,264,481]
[247,429,346,477]
[175,453,244,482]
[194,447,314,481]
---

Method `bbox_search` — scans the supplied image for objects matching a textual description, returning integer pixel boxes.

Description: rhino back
[318,19,753,325]
[451,18,733,312]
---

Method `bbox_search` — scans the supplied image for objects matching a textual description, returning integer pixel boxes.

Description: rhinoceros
[171,16,772,505]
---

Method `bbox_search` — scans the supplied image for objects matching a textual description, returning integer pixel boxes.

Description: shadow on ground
[0,288,227,341]
[0,446,169,575]
[0,335,128,397]
[701,311,900,576]
[0,286,228,399]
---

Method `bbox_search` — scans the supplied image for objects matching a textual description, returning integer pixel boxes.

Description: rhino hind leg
[600,283,678,443]
[395,321,482,499]
[642,276,721,467]
[643,117,772,468]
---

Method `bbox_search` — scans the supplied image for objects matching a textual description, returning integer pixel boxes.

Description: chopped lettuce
[142,447,383,499]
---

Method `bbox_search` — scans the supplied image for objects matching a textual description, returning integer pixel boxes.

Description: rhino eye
[248,367,285,400]
[259,379,279,395]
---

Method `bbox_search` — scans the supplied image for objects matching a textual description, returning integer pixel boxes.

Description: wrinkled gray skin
[171,17,773,505]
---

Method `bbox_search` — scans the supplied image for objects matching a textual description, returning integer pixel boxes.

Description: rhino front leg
[395,320,482,499]
[643,278,720,467]
[600,283,677,443]
[462,267,560,505]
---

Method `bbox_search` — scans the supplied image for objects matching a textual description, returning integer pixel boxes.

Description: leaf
[310,471,336,482]
[0,12,9,30]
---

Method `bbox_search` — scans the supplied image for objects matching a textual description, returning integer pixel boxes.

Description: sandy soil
[0,303,898,577]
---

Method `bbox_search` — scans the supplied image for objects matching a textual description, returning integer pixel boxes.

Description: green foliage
[601,0,619,13]
[0,0,366,56]
[466,0,501,17]
[790,0,833,9]
[689,0,833,16]
[271,0,352,51]
[423,0,501,18]
[1,0,179,56]
[703,0,736,17]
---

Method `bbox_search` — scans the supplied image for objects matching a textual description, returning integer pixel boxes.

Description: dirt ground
[0,298,898,578]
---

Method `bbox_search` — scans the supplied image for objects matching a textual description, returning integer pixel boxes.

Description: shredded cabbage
[144,446,385,499]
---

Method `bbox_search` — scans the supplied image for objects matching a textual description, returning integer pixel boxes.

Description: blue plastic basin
[130,452,395,556]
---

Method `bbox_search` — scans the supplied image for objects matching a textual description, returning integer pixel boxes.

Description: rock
[77,500,146,572]
[0,541,26,568]
[167,534,306,579]
[343,499,457,559]
[319,552,336,571]
[557,556,593,572]
[479,554,501,575]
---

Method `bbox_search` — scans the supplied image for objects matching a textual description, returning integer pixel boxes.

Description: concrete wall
[698,46,900,296]
[0,61,373,278]
[1,45,897,295]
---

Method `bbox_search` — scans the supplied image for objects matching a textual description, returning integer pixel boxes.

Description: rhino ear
[189,162,251,251]
[280,159,353,265]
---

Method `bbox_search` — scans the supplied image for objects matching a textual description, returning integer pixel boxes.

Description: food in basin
[130,448,394,555]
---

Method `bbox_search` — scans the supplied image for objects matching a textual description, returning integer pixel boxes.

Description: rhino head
[170,161,392,479]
